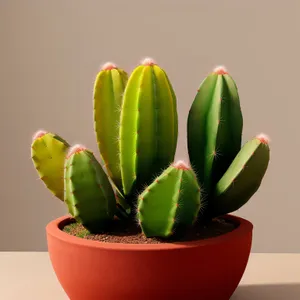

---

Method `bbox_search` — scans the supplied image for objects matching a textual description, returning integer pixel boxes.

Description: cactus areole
[32,58,270,299]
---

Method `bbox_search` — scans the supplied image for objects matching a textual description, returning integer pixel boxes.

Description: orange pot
[46,214,252,300]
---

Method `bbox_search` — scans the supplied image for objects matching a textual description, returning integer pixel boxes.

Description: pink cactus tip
[213,65,228,75]
[173,160,190,170]
[32,130,47,141]
[67,144,87,158]
[256,133,270,144]
[101,62,117,71]
[141,57,156,66]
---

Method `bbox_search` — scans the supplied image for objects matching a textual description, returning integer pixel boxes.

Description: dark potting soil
[62,217,237,244]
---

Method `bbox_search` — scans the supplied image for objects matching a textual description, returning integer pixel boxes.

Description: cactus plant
[31,59,270,239]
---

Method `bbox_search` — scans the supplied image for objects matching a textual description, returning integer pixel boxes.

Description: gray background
[1,0,298,252]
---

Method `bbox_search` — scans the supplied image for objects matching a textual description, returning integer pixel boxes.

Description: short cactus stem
[137,161,202,238]
[211,134,270,216]
[31,131,70,201]
[64,146,116,232]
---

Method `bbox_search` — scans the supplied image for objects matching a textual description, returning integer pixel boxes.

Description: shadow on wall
[231,283,300,300]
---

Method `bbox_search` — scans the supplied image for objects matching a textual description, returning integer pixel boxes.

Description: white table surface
[1,252,300,299]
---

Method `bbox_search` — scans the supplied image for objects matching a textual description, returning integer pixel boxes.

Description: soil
[62,217,237,244]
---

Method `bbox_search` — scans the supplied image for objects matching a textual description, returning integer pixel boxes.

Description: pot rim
[46,214,253,251]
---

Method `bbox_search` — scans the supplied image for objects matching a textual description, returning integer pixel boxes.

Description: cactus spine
[187,66,243,196]
[93,63,128,193]
[119,58,178,198]
[64,145,116,232]
[137,160,201,238]
[31,130,70,201]
[211,134,270,216]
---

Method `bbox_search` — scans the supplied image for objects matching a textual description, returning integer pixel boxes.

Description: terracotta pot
[46,214,252,300]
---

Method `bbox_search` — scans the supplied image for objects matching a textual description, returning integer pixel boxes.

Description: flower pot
[46,214,252,300]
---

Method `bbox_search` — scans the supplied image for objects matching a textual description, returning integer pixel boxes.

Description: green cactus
[187,66,243,197]
[64,145,116,232]
[31,130,70,201]
[137,160,201,238]
[211,134,270,217]
[31,59,271,240]
[93,63,128,193]
[119,58,178,198]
